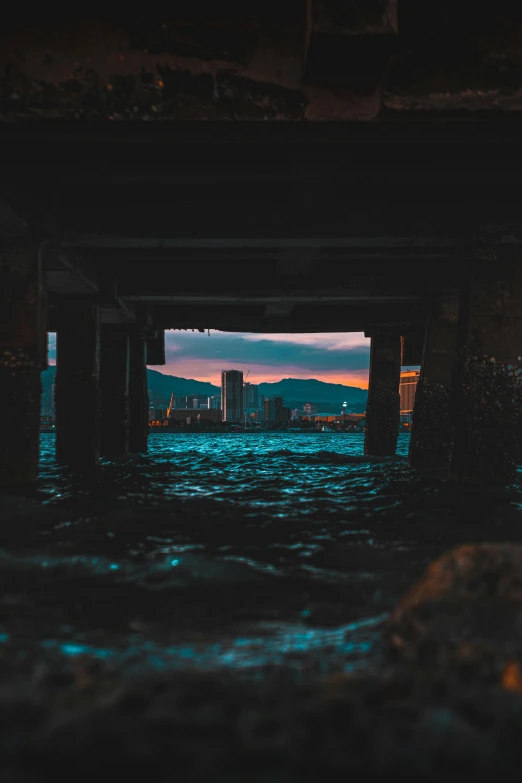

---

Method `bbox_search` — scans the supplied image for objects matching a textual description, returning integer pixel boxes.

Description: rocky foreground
[2,543,522,780]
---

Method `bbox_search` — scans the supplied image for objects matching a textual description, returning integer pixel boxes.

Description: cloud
[46,330,371,386]
[242,332,368,350]
[160,330,370,386]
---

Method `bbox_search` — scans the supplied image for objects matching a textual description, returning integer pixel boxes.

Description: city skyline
[46,330,372,388]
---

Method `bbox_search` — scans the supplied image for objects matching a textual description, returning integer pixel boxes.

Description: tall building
[208,394,221,410]
[400,368,420,415]
[264,395,284,423]
[221,370,244,422]
[243,382,259,410]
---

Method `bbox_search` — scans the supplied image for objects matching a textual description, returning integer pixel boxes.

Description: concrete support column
[146,330,165,366]
[451,255,522,484]
[409,296,459,476]
[55,300,101,468]
[0,242,47,491]
[100,327,130,457]
[364,331,401,457]
[129,333,148,453]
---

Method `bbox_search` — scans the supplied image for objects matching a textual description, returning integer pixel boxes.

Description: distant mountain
[257,378,367,404]
[41,366,219,405]
[145,369,218,402]
[41,368,367,408]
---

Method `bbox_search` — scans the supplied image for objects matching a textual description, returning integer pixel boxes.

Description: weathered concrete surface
[55,301,101,468]
[129,334,148,453]
[0,12,374,121]
[364,331,401,457]
[387,544,522,676]
[100,327,130,457]
[0,242,46,492]
[2,4,522,122]
[451,255,522,484]
[383,2,522,114]
[409,296,459,476]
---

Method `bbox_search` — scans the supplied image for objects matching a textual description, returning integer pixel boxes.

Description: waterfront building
[221,370,244,422]
[149,408,170,426]
[313,412,365,430]
[400,368,420,416]
[303,402,317,416]
[176,394,209,409]
[166,408,221,425]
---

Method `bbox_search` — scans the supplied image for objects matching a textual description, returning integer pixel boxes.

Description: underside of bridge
[2,2,522,489]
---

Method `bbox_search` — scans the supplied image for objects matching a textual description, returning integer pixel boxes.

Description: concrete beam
[310,0,398,36]
[124,294,421,304]
[63,236,460,250]
[46,248,99,295]
[305,0,397,91]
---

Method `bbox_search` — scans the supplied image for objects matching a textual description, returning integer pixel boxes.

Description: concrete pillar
[451,255,522,484]
[0,242,47,491]
[100,327,130,457]
[364,331,401,457]
[146,330,165,365]
[409,296,459,476]
[55,300,101,468]
[129,333,148,453]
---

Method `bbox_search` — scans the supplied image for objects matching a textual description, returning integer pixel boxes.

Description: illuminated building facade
[400,368,420,425]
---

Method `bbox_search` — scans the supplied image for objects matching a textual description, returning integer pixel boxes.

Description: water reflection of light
[32,431,419,679]
[37,615,386,675]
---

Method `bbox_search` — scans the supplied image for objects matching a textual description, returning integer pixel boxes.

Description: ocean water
[2,431,522,682]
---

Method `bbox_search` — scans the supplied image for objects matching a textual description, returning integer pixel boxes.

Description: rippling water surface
[2,431,522,681]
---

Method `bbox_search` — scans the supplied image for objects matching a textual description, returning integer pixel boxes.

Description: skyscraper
[264,395,284,423]
[221,370,244,422]
[243,382,259,410]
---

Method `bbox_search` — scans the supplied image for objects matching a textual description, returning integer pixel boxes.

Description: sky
[161,330,370,388]
[47,330,372,388]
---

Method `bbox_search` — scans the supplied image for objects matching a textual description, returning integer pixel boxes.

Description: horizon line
[44,363,369,391]
[147,368,368,390]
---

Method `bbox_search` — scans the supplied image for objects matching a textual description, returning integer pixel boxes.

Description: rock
[386,544,522,677]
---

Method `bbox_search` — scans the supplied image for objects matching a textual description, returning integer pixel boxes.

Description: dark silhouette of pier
[2,2,522,488]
